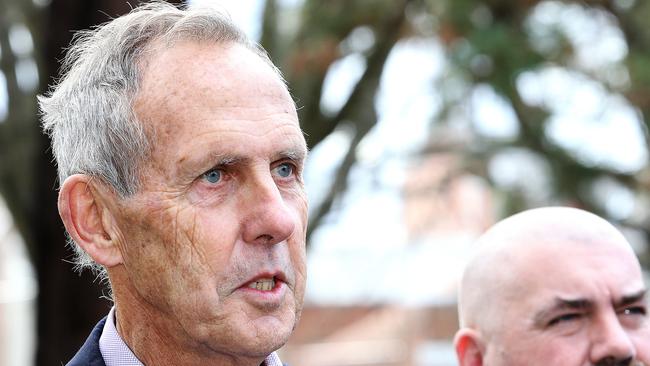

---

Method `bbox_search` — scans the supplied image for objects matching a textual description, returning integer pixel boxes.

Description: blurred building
[281,305,458,366]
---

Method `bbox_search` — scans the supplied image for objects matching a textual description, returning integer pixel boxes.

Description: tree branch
[306,0,412,240]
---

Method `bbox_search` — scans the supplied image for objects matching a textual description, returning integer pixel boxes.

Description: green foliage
[433,0,650,266]
[262,0,650,267]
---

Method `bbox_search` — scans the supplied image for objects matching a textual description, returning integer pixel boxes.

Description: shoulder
[66,317,107,366]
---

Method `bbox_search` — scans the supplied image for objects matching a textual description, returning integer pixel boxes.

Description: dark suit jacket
[66,317,107,366]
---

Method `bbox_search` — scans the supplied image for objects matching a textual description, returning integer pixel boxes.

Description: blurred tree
[261,0,415,236]
[423,0,650,268]
[263,0,650,273]
[2,0,650,365]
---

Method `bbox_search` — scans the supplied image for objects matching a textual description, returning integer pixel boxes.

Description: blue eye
[275,163,293,178]
[203,169,222,184]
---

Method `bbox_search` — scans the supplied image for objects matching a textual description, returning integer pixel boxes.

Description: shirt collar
[98,306,283,366]
[99,307,143,366]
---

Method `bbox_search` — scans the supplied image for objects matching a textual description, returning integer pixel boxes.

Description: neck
[108,267,267,366]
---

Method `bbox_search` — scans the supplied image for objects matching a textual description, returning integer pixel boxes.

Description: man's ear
[58,174,123,267]
[454,328,485,366]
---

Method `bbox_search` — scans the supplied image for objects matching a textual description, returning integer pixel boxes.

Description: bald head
[458,207,632,330]
[454,207,649,366]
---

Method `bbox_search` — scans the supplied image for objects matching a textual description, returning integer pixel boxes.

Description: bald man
[454,207,649,366]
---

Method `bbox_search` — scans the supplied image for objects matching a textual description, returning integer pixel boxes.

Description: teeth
[248,278,275,291]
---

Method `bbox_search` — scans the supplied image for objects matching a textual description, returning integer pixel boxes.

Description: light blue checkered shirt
[99,307,283,366]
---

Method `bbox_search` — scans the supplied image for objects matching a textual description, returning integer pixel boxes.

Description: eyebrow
[533,289,648,326]
[180,152,242,174]
[276,148,307,162]
[178,146,307,175]
[551,298,593,311]
[615,289,647,308]
[533,297,593,326]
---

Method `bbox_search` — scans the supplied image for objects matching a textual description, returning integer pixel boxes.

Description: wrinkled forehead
[136,41,298,135]
[138,41,292,106]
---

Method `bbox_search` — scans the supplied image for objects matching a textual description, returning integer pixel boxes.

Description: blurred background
[1,0,650,365]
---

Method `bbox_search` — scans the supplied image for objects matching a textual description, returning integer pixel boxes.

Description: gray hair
[39,1,280,277]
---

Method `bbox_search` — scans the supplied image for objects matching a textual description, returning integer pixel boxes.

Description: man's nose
[591,312,636,365]
[240,173,296,246]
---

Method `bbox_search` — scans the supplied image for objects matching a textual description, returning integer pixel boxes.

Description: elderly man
[39,2,307,365]
[454,207,649,366]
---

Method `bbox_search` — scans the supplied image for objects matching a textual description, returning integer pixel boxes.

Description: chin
[227,318,294,358]
[226,310,298,354]
[252,313,296,343]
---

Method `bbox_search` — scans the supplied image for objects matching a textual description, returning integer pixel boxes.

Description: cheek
[286,195,308,277]
[489,326,582,365]
[165,206,245,292]
[285,194,307,287]
[634,330,650,362]
[193,208,240,265]
[293,198,309,312]
[517,336,587,365]
[119,203,220,300]
[291,189,308,231]
[290,243,307,300]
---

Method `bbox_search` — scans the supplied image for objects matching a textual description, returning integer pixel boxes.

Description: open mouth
[247,277,276,291]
